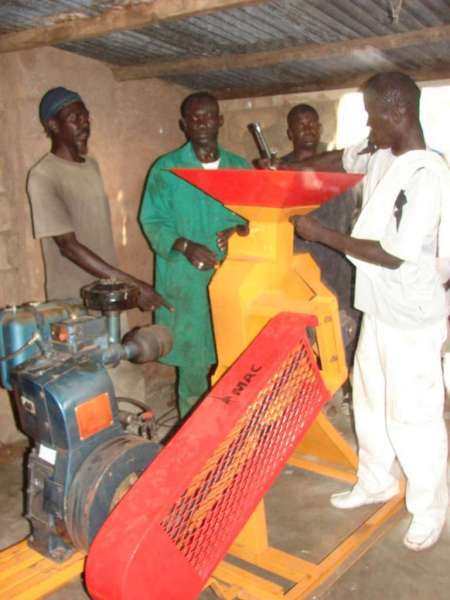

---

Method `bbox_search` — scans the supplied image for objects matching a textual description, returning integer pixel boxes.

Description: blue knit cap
[39,87,83,125]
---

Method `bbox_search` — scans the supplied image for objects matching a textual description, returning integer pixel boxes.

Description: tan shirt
[27,153,118,300]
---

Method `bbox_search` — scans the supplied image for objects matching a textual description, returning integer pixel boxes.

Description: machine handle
[247,122,274,160]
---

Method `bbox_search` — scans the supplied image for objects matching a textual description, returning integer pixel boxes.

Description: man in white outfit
[285,72,450,551]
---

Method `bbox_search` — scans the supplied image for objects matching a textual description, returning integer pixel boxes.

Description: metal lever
[247,122,273,160]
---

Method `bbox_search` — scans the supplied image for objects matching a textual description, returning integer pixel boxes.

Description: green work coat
[139,142,249,368]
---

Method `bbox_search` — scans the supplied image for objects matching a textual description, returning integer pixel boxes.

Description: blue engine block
[0,298,161,561]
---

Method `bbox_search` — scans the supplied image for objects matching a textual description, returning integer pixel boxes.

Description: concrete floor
[1,391,449,600]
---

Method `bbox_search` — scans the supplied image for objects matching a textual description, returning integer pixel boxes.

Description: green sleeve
[139,164,179,259]
[237,157,252,169]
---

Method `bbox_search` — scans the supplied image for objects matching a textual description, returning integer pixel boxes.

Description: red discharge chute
[86,312,331,600]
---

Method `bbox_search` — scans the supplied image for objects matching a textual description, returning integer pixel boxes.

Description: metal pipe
[247,122,272,159]
[106,311,121,344]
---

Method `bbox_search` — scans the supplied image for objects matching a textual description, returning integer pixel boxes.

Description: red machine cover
[86,312,330,600]
[171,168,363,208]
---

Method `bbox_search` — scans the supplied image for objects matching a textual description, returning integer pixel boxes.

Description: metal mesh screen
[87,313,330,600]
[161,340,322,577]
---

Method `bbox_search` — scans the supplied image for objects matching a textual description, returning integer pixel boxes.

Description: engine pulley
[66,435,159,551]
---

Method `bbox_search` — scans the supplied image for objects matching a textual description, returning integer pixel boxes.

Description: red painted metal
[86,312,330,600]
[171,168,363,208]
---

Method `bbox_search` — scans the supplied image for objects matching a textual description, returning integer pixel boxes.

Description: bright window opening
[336,85,450,162]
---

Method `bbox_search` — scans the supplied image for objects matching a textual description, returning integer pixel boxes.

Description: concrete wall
[0,46,188,443]
[219,89,346,162]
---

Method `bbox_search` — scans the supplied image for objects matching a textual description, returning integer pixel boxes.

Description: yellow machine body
[211,203,347,395]
[202,175,404,600]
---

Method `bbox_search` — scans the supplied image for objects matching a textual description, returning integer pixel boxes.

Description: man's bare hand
[254,157,280,170]
[184,240,218,271]
[216,228,234,253]
[136,282,173,312]
[216,224,249,253]
[289,215,323,242]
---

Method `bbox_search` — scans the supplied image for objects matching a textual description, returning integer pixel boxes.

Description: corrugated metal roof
[56,0,450,63]
[0,0,449,98]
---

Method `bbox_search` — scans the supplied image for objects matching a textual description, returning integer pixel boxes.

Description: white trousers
[353,314,449,528]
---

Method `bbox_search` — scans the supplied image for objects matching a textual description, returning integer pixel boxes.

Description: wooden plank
[0,0,265,54]
[0,540,84,600]
[214,63,450,99]
[229,545,316,581]
[112,23,450,81]
[8,560,83,600]
[284,497,406,599]
[0,551,43,583]
[0,540,31,565]
[209,495,405,600]
[213,560,285,599]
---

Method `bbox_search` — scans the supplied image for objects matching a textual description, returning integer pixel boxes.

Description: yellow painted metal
[283,489,406,600]
[210,204,347,394]
[288,412,358,479]
[207,202,405,599]
[0,540,84,600]
[211,493,405,600]
[232,501,268,555]
[210,202,356,478]
[212,561,285,599]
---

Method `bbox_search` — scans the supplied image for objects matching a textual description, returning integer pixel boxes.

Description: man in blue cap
[27,86,169,311]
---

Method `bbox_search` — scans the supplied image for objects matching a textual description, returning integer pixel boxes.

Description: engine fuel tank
[0,301,85,390]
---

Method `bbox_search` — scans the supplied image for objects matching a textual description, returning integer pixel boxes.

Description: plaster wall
[219,89,346,162]
[0,46,188,443]
[0,46,346,444]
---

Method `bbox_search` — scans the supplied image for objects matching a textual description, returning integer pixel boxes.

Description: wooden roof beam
[0,0,265,54]
[213,64,450,100]
[112,23,450,81]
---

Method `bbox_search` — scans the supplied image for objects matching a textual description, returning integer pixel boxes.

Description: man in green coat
[140,92,250,417]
